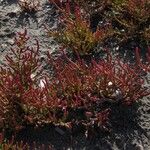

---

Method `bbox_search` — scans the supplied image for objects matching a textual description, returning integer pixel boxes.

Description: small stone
[30,73,36,79]
[13,7,21,13]
[135,144,144,150]
[7,39,14,45]
[55,127,65,135]
[39,79,46,88]
[1,43,7,49]
[108,81,113,86]
[116,46,119,51]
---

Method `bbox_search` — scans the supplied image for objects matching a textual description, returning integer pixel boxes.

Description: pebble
[1,43,7,49]
[55,127,65,135]
[135,144,144,150]
[7,39,14,45]
[13,7,21,13]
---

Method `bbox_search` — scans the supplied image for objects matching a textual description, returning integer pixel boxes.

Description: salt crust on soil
[0,0,150,149]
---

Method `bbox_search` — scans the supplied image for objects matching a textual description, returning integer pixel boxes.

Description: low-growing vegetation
[0,0,150,149]
[0,28,150,147]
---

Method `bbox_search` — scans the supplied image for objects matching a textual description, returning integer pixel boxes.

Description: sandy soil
[0,0,150,149]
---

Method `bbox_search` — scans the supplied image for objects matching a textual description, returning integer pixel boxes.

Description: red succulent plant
[0,29,41,130]
[0,29,149,136]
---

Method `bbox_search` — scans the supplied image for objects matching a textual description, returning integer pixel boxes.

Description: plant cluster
[74,0,112,14]
[0,31,149,138]
[0,132,52,150]
[0,30,111,131]
[0,29,41,130]
[47,0,113,55]
[111,0,150,45]
[0,0,150,147]
[49,0,150,53]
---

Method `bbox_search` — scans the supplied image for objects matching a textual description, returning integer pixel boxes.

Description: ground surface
[0,0,150,150]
